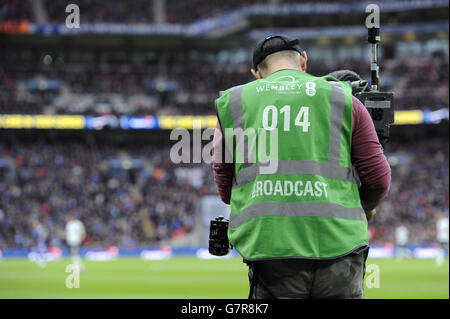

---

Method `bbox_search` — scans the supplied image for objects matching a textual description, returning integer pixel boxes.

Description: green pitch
[0,257,448,299]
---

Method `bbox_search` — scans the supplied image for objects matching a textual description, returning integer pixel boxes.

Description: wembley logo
[256,75,303,93]
[256,76,317,96]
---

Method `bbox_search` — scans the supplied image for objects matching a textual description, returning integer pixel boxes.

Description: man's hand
[361,200,377,222]
[365,209,376,222]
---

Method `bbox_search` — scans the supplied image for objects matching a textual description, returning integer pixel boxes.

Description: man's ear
[300,51,308,72]
[251,68,262,79]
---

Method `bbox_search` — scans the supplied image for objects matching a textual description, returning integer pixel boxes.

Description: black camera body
[332,27,395,148]
[359,27,395,147]
[355,88,394,147]
[208,216,232,256]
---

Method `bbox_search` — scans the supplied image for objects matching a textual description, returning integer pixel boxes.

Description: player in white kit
[436,214,449,266]
[65,215,86,271]
[395,223,409,261]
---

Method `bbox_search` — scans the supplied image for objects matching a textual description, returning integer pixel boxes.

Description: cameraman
[212,35,391,299]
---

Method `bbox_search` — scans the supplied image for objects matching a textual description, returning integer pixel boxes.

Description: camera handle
[368,27,380,91]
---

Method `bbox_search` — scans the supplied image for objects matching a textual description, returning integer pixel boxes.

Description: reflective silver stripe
[228,85,252,166]
[229,202,366,228]
[215,98,234,164]
[328,82,346,164]
[229,85,245,130]
[233,160,355,188]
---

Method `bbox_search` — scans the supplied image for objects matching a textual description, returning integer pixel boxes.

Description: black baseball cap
[252,35,302,70]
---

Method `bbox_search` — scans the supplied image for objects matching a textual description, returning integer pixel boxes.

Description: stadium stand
[0,132,448,249]
[0,52,448,116]
[44,0,155,23]
[0,138,202,248]
[0,0,32,22]
[372,137,449,244]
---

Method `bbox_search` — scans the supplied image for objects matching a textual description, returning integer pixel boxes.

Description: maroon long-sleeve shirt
[212,95,391,210]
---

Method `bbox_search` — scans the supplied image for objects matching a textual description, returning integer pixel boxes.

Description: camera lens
[208,217,231,256]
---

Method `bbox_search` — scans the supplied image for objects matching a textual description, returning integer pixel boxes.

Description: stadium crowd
[0,0,378,25]
[0,0,32,22]
[41,0,270,24]
[0,139,202,249]
[0,134,448,249]
[0,51,448,116]
[369,137,449,244]
[44,0,155,24]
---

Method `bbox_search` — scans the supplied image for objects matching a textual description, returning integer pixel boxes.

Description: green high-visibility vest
[215,69,368,260]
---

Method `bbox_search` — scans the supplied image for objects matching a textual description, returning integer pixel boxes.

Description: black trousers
[246,247,369,299]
